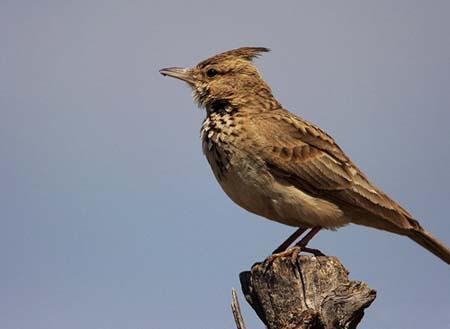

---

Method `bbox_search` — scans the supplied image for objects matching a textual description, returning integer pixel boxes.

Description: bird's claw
[263,246,302,274]
[301,247,326,257]
[262,246,326,274]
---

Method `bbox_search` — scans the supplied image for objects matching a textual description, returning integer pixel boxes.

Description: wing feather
[252,109,415,229]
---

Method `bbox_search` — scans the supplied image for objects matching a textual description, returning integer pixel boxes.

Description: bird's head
[160,47,277,112]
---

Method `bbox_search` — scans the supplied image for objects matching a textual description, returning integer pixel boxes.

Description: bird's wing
[251,109,416,230]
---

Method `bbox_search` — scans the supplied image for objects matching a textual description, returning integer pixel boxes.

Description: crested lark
[160,47,450,264]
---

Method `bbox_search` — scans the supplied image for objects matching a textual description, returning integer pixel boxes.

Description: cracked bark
[238,254,376,329]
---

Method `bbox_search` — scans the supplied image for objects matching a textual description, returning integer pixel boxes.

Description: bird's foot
[301,247,326,257]
[263,246,302,273]
[262,246,326,274]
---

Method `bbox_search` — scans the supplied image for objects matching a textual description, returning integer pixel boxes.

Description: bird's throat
[207,99,236,115]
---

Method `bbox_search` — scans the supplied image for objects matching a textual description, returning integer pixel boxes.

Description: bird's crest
[197,47,270,68]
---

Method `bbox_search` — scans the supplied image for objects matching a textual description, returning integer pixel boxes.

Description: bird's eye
[206,68,218,78]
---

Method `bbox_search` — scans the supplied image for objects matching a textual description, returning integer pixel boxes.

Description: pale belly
[205,149,349,229]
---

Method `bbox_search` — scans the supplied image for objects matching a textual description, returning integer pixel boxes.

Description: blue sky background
[1,1,450,328]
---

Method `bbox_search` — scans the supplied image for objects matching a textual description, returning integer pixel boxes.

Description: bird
[160,47,450,264]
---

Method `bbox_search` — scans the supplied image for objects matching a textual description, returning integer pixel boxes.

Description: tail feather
[408,229,450,265]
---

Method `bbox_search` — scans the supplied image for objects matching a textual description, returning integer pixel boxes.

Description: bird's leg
[294,226,322,248]
[272,227,307,254]
[263,227,323,271]
[263,227,308,271]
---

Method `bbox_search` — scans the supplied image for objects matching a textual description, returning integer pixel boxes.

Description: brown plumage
[160,47,450,264]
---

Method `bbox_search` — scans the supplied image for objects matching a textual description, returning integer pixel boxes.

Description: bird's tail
[408,228,450,265]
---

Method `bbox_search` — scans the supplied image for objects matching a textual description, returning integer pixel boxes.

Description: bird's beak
[159,67,194,84]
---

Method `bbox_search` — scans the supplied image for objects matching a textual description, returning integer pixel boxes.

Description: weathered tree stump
[239,253,376,329]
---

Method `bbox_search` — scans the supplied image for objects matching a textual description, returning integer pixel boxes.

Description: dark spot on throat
[208,100,238,116]
[209,100,230,113]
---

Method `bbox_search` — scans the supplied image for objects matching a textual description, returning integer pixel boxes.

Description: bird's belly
[208,151,349,229]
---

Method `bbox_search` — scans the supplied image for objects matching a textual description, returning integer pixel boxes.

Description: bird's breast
[200,112,348,229]
[200,111,240,180]
[201,111,269,213]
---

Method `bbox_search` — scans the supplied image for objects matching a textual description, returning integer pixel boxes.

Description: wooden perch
[231,288,247,329]
[238,252,376,329]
